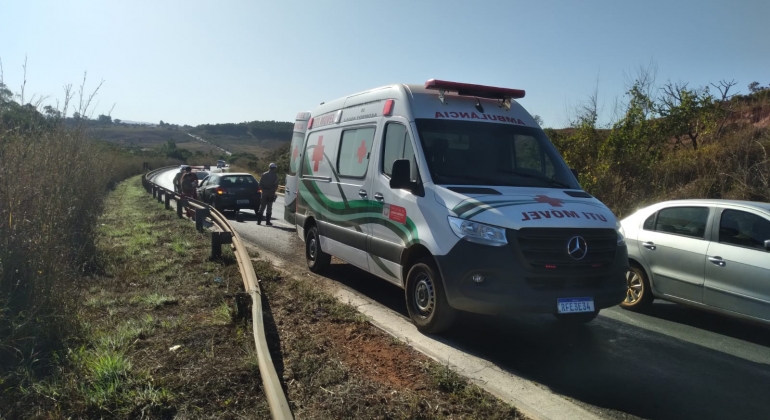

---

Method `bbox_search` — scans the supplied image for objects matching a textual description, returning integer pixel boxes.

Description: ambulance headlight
[448,216,508,247]
[616,221,626,246]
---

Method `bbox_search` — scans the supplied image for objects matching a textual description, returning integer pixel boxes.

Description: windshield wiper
[501,170,572,189]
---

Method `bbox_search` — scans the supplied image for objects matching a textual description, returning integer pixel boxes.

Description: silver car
[619,199,770,325]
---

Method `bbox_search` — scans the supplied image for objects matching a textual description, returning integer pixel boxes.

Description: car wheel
[405,258,457,334]
[620,265,654,311]
[553,310,599,325]
[305,225,330,273]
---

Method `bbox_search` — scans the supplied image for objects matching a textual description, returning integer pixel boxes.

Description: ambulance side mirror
[390,159,415,191]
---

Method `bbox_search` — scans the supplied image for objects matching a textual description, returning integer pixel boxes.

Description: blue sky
[1,0,767,128]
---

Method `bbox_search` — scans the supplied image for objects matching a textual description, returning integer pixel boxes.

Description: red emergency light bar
[425,79,526,100]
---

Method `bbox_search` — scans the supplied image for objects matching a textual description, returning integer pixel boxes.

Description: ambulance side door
[367,118,420,286]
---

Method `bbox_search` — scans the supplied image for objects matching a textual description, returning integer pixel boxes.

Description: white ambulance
[289,80,628,333]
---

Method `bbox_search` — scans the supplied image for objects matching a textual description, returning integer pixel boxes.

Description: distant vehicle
[287,80,628,333]
[620,199,770,325]
[197,172,262,213]
[217,160,226,168]
[194,171,209,181]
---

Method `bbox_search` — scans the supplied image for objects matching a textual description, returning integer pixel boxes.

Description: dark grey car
[197,173,262,213]
[620,199,770,325]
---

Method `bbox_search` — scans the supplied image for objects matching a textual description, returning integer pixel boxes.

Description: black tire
[553,310,600,325]
[620,265,654,311]
[405,258,457,334]
[305,225,330,273]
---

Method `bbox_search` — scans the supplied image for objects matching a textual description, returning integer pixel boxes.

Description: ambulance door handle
[358,189,368,197]
[373,193,384,201]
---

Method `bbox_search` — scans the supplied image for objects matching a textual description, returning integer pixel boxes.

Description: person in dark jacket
[257,163,279,225]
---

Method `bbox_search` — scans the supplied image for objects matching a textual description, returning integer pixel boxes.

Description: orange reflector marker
[383,99,394,116]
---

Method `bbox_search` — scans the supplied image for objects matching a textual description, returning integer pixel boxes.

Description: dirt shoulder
[6,176,524,419]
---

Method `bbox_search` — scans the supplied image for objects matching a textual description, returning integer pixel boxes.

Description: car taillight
[216,187,226,195]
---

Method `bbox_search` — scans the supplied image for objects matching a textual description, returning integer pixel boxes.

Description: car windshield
[220,175,257,186]
[414,119,579,189]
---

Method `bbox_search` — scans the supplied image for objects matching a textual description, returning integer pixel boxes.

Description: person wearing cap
[180,166,199,218]
[257,163,279,225]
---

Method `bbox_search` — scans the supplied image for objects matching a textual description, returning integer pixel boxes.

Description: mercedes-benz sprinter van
[289,80,628,333]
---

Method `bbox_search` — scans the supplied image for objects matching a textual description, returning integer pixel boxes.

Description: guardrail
[142,166,292,420]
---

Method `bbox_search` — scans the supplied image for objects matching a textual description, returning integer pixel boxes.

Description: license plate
[237,199,250,204]
[557,297,595,314]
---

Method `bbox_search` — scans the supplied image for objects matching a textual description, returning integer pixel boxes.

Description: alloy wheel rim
[625,270,643,304]
[413,274,435,317]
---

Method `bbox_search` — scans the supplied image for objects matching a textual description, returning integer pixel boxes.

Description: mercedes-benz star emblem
[567,236,588,260]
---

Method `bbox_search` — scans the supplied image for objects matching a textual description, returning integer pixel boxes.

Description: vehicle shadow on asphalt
[315,260,770,420]
[640,301,770,347]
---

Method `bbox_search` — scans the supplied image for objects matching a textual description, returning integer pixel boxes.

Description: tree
[114,118,122,124]
[532,115,544,126]
[97,114,112,124]
[43,105,62,119]
[748,81,763,94]
[658,82,714,150]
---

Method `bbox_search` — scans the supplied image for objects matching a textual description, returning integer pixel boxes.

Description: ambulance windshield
[414,119,580,189]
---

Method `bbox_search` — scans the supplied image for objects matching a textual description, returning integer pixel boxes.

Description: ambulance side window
[337,127,375,178]
[382,123,417,182]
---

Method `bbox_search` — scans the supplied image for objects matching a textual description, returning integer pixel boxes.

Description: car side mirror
[570,168,579,179]
[765,239,770,252]
[390,159,418,192]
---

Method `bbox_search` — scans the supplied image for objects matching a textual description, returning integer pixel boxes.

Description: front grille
[515,227,617,271]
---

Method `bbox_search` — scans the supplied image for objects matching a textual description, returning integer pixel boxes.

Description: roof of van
[309,83,526,118]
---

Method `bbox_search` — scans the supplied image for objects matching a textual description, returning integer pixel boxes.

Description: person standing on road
[172,166,184,193]
[181,166,199,197]
[257,163,279,225]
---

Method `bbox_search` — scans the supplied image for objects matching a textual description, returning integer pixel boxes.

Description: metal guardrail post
[165,193,172,210]
[195,207,209,231]
[157,189,164,203]
[211,231,233,260]
[177,198,186,218]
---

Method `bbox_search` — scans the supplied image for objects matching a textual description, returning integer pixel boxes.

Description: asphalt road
[155,168,770,420]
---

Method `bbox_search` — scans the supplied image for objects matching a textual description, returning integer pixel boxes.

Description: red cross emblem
[534,195,563,207]
[311,136,325,171]
[356,140,368,164]
[292,146,299,161]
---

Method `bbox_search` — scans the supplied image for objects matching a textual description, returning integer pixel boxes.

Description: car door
[201,175,216,202]
[197,176,210,199]
[635,206,712,303]
[324,125,376,271]
[366,119,420,286]
[703,207,770,321]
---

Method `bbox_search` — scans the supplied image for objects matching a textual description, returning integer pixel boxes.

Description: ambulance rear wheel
[306,225,330,273]
[405,258,457,334]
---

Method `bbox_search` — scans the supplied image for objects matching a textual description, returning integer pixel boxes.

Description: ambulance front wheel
[306,225,330,273]
[405,258,457,334]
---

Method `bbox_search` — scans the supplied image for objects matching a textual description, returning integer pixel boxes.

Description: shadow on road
[639,301,770,347]
[314,259,770,420]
